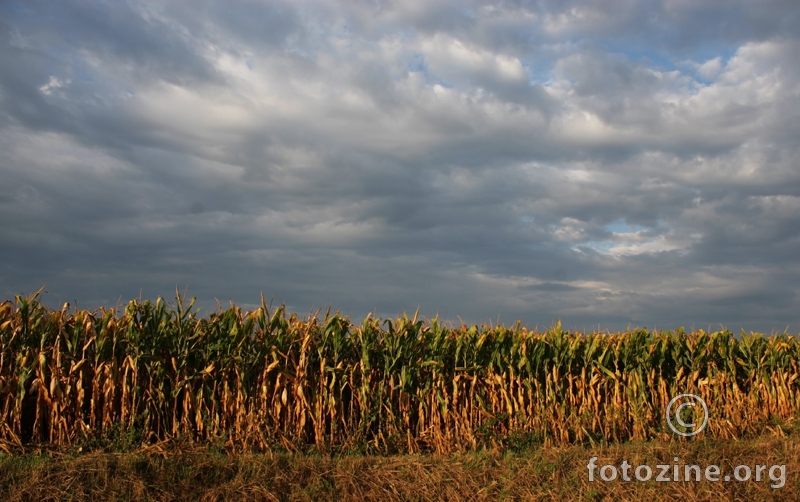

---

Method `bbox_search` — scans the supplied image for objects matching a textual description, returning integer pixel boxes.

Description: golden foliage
[1,292,798,453]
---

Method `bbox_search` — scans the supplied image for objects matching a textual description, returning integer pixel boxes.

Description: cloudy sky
[1,1,799,332]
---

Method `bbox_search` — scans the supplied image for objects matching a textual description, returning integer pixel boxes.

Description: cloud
[1,0,799,333]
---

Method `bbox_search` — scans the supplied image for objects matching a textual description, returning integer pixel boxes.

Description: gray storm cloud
[1,0,798,332]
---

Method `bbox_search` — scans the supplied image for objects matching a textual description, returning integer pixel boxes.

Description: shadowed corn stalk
[1,290,799,454]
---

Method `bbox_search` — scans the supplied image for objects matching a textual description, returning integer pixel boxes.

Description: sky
[1,0,799,333]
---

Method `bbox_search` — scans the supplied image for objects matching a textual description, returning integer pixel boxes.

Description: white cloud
[1,0,799,332]
[39,76,68,95]
[696,56,722,80]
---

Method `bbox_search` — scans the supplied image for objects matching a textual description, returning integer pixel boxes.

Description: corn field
[1,292,799,454]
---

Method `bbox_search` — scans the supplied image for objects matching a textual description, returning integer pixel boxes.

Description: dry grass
[1,436,799,501]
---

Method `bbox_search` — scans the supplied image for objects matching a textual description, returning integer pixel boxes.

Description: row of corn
[1,292,798,453]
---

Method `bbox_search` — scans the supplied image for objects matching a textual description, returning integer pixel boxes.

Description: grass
[1,435,799,501]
